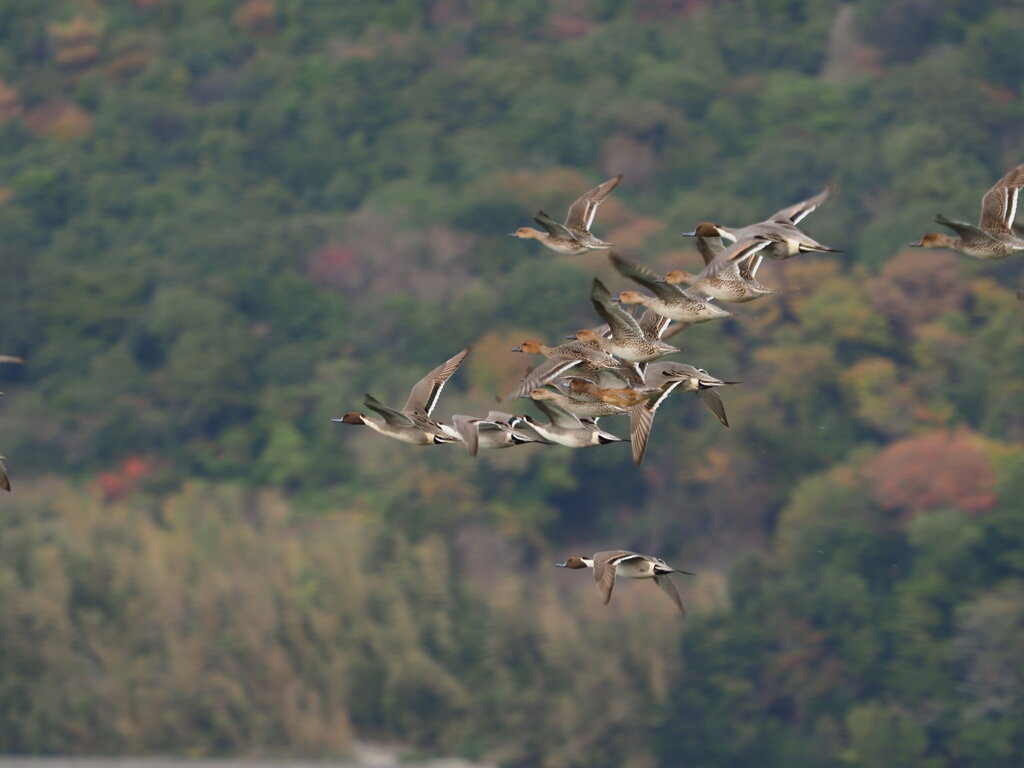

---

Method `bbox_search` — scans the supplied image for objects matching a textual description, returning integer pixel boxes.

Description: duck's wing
[629,379,687,465]
[978,163,1024,234]
[533,398,585,429]
[768,181,836,225]
[534,209,576,239]
[506,356,585,401]
[364,393,416,427]
[653,575,685,615]
[935,214,988,241]
[404,346,471,416]
[591,550,639,605]
[565,174,623,232]
[706,238,771,275]
[609,252,686,301]
[638,308,672,340]
[451,414,481,456]
[695,235,725,266]
[696,387,729,427]
[591,278,649,344]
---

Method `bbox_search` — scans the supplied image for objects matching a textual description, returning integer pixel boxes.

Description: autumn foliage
[865,430,998,518]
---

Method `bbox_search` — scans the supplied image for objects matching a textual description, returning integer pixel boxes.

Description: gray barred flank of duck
[556,550,695,615]
[910,162,1024,259]
[508,174,623,255]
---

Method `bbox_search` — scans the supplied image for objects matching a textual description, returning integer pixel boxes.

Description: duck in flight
[557,550,694,615]
[911,162,1024,259]
[332,347,470,445]
[683,182,839,259]
[509,175,623,255]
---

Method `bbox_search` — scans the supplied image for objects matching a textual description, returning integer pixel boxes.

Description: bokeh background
[1,1,1023,766]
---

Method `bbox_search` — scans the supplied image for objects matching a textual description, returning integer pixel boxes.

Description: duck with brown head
[683,182,839,259]
[909,164,1024,259]
[509,174,623,255]
[556,550,695,615]
[331,347,470,445]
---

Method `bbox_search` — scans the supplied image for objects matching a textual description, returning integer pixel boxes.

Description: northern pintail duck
[610,254,731,325]
[557,550,694,615]
[910,162,1024,259]
[506,337,626,400]
[586,279,681,363]
[684,182,839,259]
[509,174,623,255]
[520,398,627,448]
[629,362,737,465]
[0,455,8,492]
[566,377,660,408]
[663,239,776,303]
[451,411,546,456]
[332,347,470,445]
[530,387,629,420]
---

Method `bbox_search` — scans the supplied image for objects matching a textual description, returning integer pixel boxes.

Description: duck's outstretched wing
[364,393,415,427]
[565,174,623,232]
[768,180,836,225]
[935,214,988,241]
[696,387,729,427]
[404,346,471,416]
[979,163,1024,234]
[653,575,685,615]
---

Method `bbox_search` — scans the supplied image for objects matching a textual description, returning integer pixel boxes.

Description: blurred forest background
[1,1,1023,766]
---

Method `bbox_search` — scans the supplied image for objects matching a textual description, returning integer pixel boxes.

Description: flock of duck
[333,161,1024,614]
[2,162,1021,614]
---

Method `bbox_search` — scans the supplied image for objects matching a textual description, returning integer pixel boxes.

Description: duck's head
[663,270,695,285]
[574,328,600,343]
[683,221,722,238]
[530,388,558,402]
[618,290,647,306]
[566,378,596,396]
[333,412,365,425]
[909,232,953,248]
[508,227,540,240]
[556,555,590,569]
[513,339,545,354]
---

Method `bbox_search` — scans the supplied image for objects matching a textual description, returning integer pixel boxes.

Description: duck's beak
[908,240,923,247]
[507,232,519,238]
[511,346,522,352]
[681,229,697,237]
[555,562,568,568]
